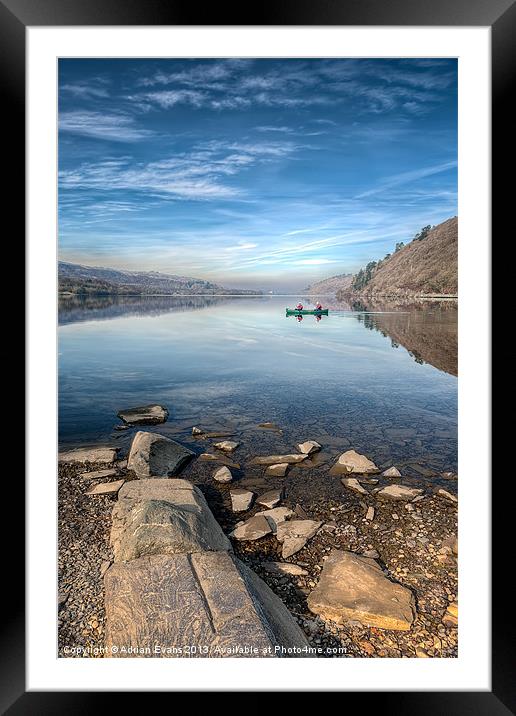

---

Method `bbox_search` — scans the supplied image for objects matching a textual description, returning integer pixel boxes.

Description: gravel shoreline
[58,427,457,659]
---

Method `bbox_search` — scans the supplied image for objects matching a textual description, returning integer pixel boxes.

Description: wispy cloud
[59,111,153,142]
[355,160,457,198]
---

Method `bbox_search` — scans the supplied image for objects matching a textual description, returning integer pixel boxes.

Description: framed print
[4,0,509,708]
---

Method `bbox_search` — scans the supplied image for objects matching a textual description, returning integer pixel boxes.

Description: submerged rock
[382,466,402,478]
[213,466,233,483]
[307,550,415,631]
[192,426,204,436]
[252,454,308,466]
[333,449,379,474]
[117,404,169,426]
[266,463,290,477]
[341,477,368,495]
[256,489,283,509]
[377,485,424,501]
[59,446,119,464]
[127,431,194,478]
[214,440,239,453]
[231,514,272,541]
[230,489,255,512]
[297,440,322,455]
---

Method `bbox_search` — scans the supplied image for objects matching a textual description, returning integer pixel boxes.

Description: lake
[58,295,457,478]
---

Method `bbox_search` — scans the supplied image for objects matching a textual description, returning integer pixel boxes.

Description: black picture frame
[6,0,508,709]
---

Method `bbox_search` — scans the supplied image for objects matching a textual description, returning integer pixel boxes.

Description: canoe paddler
[314,301,323,311]
[296,302,304,311]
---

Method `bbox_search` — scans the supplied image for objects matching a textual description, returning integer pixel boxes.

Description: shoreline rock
[127,431,194,478]
[117,404,168,426]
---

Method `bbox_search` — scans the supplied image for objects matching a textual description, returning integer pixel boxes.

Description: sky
[58,58,457,291]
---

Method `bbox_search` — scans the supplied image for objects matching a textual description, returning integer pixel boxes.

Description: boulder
[231,514,272,541]
[85,479,125,496]
[262,562,309,576]
[258,507,294,532]
[127,431,194,478]
[252,454,308,466]
[110,479,231,561]
[382,466,401,478]
[214,466,233,483]
[230,489,255,512]
[80,468,118,481]
[266,463,290,477]
[377,485,424,501]
[59,446,118,464]
[117,404,168,426]
[341,477,368,495]
[256,489,283,509]
[214,440,239,453]
[276,519,322,558]
[297,440,321,455]
[331,450,379,475]
[104,551,310,657]
[307,550,415,630]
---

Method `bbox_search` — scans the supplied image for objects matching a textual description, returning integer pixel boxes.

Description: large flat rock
[127,431,194,478]
[307,550,415,631]
[110,479,231,561]
[118,404,169,426]
[330,449,379,475]
[59,446,118,464]
[251,454,308,466]
[104,551,310,657]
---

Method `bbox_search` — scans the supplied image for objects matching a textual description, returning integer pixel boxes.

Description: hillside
[58,262,262,296]
[305,273,353,296]
[337,217,458,298]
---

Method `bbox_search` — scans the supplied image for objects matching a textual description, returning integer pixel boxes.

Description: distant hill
[58,262,262,296]
[337,217,457,299]
[304,273,353,296]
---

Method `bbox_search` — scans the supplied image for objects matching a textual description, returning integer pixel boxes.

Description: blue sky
[58,58,457,291]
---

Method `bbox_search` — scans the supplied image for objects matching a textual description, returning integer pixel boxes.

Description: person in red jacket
[314,301,323,311]
[296,302,304,311]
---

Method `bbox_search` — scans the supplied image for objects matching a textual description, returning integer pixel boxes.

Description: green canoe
[286,308,329,315]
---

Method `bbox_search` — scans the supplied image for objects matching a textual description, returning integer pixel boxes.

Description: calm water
[58,295,458,472]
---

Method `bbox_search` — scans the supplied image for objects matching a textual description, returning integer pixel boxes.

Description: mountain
[304,273,353,296]
[58,262,262,296]
[337,217,458,298]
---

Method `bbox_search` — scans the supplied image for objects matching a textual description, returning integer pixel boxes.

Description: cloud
[355,160,457,198]
[59,139,302,200]
[60,82,109,99]
[59,111,153,142]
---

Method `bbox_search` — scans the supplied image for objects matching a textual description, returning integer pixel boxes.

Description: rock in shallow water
[377,485,424,501]
[276,519,322,558]
[231,514,272,541]
[266,463,290,477]
[307,550,416,631]
[214,466,233,483]
[256,489,283,509]
[382,466,402,478]
[297,440,321,455]
[214,440,239,453]
[257,507,294,532]
[118,404,169,426]
[252,454,308,466]
[341,477,368,495]
[127,431,194,478]
[331,449,379,475]
[230,489,255,512]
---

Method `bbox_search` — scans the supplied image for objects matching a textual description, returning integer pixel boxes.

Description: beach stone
[192,426,204,436]
[266,463,290,476]
[230,489,255,512]
[104,551,310,657]
[252,454,308,466]
[377,485,424,501]
[80,468,117,481]
[258,507,294,532]
[334,450,379,474]
[258,422,282,431]
[256,489,283,509]
[435,488,458,504]
[117,404,168,426]
[214,440,239,453]
[59,446,118,464]
[307,550,415,630]
[276,520,322,558]
[443,602,458,627]
[262,562,309,576]
[297,440,321,455]
[366,506,375,521]
[85,479,125,496]
[127,431,194,478]
[382,466,402,478]
[110,479,231,560]
[341,477,368,495]
[231,514,272,541]
[117,460,128,470]
[214,466,233,483]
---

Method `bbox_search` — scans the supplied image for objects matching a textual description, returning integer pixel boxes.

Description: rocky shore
[58,405,457,659]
